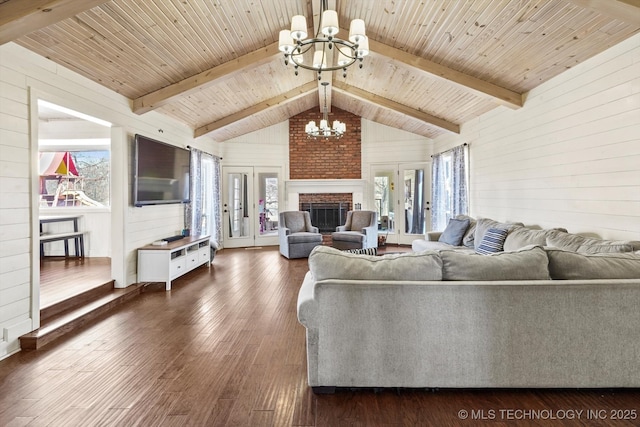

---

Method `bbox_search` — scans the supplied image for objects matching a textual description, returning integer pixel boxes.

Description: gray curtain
[431,144,468,231]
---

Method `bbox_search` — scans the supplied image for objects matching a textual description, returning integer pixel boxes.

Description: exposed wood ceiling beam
[564,0,640,26]
[133,41,282,115]
[194,81,318,138]
[0,0,109,45]
[313,0,335,112]
[332,81,460,134]
[348,30,524,110]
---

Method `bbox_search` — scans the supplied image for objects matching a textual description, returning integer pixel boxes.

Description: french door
[371,162,431,245]
[222,166,281,248]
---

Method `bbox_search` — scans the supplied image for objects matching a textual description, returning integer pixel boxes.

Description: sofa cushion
[503,226,552,252]
[546,232,639,252]
[546,248,640,279]
[438,218,470,246]
[441,246,550,280]
[287,232,322,244]
[283,212,306,233]
[412,239,475,252]
[350,211,373,231]
[309,245,442,281]
[577,244,634,254]
[476,228,509,255]
[473,218,523,249]
[455,215,477,248]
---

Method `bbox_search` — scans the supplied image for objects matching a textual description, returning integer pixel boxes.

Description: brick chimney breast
[289,106,361,180]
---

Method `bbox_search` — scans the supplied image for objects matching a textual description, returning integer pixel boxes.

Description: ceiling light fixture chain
[305,82,346,139]
[279,0,369,80]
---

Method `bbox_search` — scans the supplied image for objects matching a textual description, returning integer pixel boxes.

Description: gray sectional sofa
[296,219,640,392]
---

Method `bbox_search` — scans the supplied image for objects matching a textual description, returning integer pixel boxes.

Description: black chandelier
[278,0,369,80]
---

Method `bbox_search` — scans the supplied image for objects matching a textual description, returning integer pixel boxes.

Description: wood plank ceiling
[1,0,639,142]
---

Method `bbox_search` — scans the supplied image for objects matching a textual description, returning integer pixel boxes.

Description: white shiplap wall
[0,43,213,359]
[433,33,640,241]
[362,119,433,181]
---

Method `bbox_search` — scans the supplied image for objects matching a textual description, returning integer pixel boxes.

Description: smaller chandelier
[278,0,369,79]
[306,82,345,139]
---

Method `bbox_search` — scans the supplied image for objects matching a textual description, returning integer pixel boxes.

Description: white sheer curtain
[431,144,469,231]
[185,148,223,248]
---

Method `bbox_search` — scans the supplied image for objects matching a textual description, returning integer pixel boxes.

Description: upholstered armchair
[279,211,323,259]
[331,210,378,250]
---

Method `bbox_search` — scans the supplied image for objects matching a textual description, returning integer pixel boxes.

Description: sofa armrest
[363,225,379,248]
[426,231,442,241]
[309,226,319,233]
[336,225,347,232]
[297,271,317,327]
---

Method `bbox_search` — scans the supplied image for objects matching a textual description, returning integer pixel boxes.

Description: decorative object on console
[278,0,369,80]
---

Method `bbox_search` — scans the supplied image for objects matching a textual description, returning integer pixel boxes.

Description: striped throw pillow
[476,228,508,255]
[343,247,378,256]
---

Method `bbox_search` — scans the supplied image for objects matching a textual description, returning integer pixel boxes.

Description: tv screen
[134,134,191,206]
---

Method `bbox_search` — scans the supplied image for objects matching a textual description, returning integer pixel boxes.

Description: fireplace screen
[301,202,350,233]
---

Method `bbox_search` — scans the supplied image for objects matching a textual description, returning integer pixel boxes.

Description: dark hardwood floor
[2,246,638,426]
[40,257,112,309]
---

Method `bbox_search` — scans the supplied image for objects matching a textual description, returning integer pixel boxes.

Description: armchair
[279,211,323,259]
[331,210,378,250]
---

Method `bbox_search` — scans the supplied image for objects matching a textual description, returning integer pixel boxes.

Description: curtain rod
[186,145,222,160]
[430,142,467,158]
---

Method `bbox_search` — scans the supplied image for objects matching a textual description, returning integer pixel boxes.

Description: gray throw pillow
[438,218,470,246]
[546,248,640,279]
[440,246,550,280]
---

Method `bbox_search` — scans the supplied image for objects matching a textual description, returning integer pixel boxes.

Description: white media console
[137,235,211,290]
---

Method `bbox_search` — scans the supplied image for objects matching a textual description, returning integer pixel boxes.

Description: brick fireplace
[286,106,363,241]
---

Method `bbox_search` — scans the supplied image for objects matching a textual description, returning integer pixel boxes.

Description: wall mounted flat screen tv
[134,134,191,206]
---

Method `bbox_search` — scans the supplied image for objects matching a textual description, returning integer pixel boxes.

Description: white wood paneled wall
[433,33,640,241]
[0,42,211,359]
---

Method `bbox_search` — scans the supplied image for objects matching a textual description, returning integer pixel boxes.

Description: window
[39,143,111,208]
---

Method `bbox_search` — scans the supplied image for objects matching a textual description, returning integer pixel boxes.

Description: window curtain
[185,148,223,248]
[431,153,445,231]
[431,144,469,231]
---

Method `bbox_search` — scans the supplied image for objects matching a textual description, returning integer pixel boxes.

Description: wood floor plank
[1,246,639,426]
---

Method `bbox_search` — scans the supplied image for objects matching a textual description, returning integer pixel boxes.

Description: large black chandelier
[278,0,369,80]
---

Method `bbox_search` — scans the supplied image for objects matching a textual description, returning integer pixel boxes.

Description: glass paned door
[255,168,280,246]
[372,163,430,245]
[223,167,253,248]
[223,166,281,248]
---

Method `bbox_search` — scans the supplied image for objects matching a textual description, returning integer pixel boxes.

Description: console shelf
[137,235,210,290]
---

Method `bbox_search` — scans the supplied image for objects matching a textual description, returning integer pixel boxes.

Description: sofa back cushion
[455,214,477,248]
[473,218,523,250]
[308,246,442,281]
[546,248,640,279]
[440,246,550,280]
[282,211,308,233]
[546,231,639,253]
[503,227,552,252]
[350,211,375,232]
